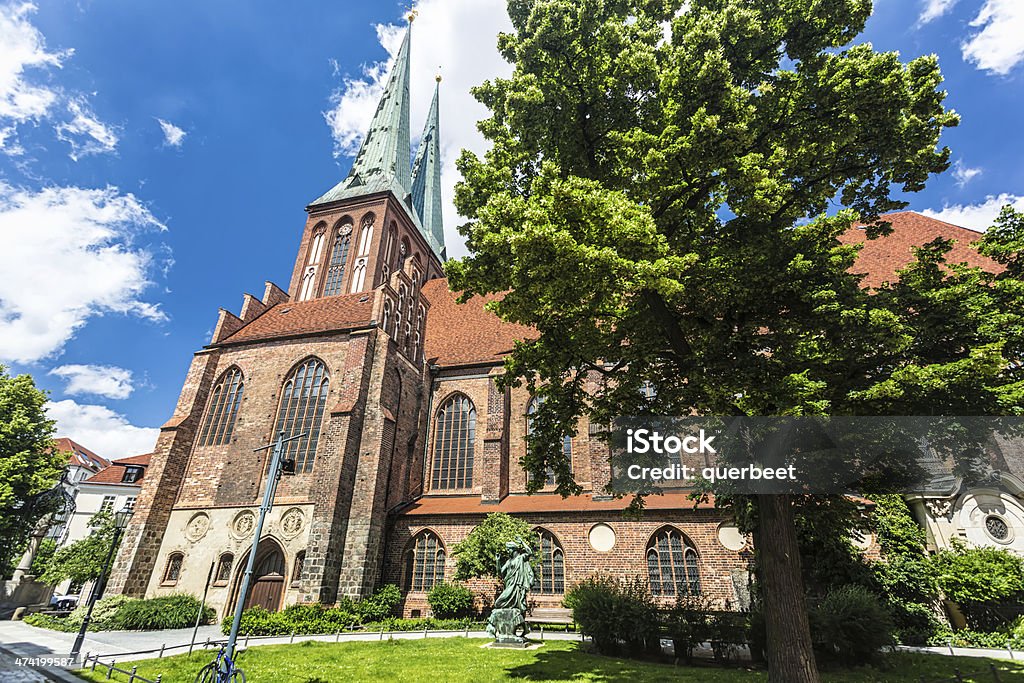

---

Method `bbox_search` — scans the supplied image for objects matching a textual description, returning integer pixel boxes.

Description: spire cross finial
[406,6,418,23]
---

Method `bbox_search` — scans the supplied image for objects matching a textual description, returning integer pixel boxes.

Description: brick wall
[384,509,753,617]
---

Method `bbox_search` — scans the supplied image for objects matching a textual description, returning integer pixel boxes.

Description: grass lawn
[73,638,1024,683]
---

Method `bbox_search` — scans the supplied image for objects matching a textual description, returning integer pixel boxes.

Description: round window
[985,515,1011,542]
[588,523,616,552]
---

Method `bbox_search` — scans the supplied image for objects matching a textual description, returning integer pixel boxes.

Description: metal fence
[82,653,162,683]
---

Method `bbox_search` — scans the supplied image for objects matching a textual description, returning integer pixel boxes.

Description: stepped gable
[421,278,534,368]
[841,211,999,288]
[214,291,376,346]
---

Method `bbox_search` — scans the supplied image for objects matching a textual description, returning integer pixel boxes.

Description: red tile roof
[398,491,715,516]
[85,453,151,485]
[217,293,375,345]
[54,437,110,473]
[422,279,534,367]
[841,211,998,288]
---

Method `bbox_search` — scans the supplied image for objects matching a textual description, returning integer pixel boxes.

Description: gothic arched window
[647,527,701,597]
[432,394,476,489]
[357,214,375,256]
[323,225,352,296]
[163,552,184,585]
[198,367,244,447]
[299,224,328,301]
[532,529,565,594]
[404,530,445,591]
[273,358,329,473]
[382,299,392,335]
[214,553,234,585]
[526,396,571,486]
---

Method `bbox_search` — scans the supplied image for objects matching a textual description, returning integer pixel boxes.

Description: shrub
[111,594,214,631]
[665,594,714,663]
[358,584,402,622]
[564,575,659,656]
[363,617,483,632]
[810,585,894,665]
[427,582,475,619]
[26,594,212,632]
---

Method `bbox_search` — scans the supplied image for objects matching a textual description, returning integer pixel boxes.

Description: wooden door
[245,573,284,611]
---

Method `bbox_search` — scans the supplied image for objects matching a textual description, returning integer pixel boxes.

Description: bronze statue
[486,538,534,644]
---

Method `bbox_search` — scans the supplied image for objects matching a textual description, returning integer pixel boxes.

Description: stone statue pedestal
[486,607,530,644]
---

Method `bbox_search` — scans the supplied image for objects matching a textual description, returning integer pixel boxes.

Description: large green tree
[449,1,1022,679]
[0,366,64,578]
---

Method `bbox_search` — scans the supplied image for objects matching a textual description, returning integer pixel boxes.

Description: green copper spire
[310,25,413,207]
[411,76,446,260]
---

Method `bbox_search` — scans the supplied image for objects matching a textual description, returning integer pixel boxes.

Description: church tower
[107,18,450,610]
[288,22,445,305]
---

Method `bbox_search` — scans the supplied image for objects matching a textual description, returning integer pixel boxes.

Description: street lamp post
[70,504,134,663]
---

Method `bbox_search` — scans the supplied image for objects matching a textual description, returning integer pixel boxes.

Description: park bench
[527,607,575,626]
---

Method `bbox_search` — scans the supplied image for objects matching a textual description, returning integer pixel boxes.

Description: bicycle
[194,643,246,683]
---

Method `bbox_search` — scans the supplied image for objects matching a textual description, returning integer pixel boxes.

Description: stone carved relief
[185,512,210,542]
[232,510,256,539]
[280,508,305,539]
[925,497,955,519]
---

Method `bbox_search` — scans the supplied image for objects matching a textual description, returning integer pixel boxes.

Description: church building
[106,23,1015,620]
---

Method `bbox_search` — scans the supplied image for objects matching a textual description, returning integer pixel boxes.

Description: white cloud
[962,0,1024,75]
[46,399,159,459]
[952,160,982,187]
[54,97,118,160]
[323,0,515,258]
[49,364,134,399]
[919,0,958,24]
[0,183,167,364]
[157,118,186,147]
[0,2,68,131]
[922,193,1024,231]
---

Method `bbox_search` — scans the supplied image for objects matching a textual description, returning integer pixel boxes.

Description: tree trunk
[754,494,820,683]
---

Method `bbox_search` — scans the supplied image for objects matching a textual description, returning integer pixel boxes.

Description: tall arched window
[647,527,701,597]
[432,395,476,489]
[404,530,445,591]
[357,214,375,256]
[323,225,352,296]
[349,258,367,293]
[532,529,565,594]
[273,358,329,473]
[299,224,327,301]
[382,299,392,335]
[198,367,244,447]
[526,397,571,486]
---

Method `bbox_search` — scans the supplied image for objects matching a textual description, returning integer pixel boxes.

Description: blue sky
[0,0,1022,459]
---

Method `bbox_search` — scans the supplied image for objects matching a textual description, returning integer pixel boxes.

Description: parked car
[49,594,79,611]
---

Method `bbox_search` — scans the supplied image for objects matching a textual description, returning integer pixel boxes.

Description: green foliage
[447,0,1020,673]
[931,542,1024,606]
[222,586,404,636]
[29,538,56,576]
[39,512,121,586]
[357,584,402,623]
[810,585,895,665]
[26,594,213,632]
[112,594,214,630]
[363,617,483,632]
[0,366,63,578]
[426,582,475,619]
[451,513,537,580]
[869,494,943,645]
[931,541,1024,631]
[563,575,659,656]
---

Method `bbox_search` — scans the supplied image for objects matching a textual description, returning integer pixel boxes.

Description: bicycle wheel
[193,661,218,683]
